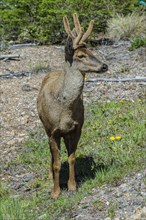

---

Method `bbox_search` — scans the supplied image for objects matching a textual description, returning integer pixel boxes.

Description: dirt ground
[0,41,146,219]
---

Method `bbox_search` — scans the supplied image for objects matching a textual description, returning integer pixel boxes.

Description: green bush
[0,0,140,44]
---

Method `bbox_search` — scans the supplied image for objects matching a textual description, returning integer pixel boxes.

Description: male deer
[37,14,108,199]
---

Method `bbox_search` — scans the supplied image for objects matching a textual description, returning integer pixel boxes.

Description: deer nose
[102,64,108,72]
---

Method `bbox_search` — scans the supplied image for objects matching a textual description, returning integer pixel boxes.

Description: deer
[37,13,108,199]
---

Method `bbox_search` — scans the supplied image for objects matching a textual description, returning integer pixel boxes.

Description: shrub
[107,13,146,40]
[0,0,141,44]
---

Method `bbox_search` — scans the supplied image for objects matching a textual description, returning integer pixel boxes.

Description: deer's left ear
[65,37,74,66]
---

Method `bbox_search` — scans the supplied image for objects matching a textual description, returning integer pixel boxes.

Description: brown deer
[37,14,108,199]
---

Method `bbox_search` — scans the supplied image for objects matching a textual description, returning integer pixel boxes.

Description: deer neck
[59,62,84,104]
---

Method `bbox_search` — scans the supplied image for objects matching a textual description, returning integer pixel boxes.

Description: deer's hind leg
[49,135,61,199]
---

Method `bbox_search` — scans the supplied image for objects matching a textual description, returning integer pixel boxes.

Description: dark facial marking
[65,37,74,66]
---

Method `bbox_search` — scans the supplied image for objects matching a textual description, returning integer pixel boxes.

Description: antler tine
[63,16,75,39]
[73,27,84,49]
[80,20,94,44]
[73,13,81,35]
[72,13,84,48]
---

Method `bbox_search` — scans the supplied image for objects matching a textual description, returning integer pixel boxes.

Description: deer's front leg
[64,129,81,192]
[49,136,61,199]
[68,151,76,191]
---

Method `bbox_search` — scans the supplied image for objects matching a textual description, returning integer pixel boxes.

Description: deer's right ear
[65,37,74,66]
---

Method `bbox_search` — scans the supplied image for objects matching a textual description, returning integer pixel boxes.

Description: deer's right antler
[63,13,94,49]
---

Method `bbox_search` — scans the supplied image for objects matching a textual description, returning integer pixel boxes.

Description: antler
[73,13,81,35]
[80,20,94,45]
[63,16,75,39]
[63,13,94,49]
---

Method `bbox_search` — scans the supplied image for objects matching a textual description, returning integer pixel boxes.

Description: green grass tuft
[31,63,51,74]
[129,37,146,50]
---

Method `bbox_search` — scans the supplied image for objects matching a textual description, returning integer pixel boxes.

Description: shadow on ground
[59,156,106,189]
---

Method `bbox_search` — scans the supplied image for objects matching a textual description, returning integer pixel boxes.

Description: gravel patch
[70,170,146,220]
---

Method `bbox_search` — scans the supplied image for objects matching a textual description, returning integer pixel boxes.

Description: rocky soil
[0,41,146,219]
[70,170,146,220]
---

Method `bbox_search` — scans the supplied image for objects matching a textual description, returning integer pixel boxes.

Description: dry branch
[9,43,37,49]
[86,77,146,83]
[0,54,20,60]
[0,72,31,79]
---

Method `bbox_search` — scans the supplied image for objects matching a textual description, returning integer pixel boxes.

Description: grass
[129,36,146,50]
[0,99,146,220]
[30,63,51,74]
[107,12,146,40]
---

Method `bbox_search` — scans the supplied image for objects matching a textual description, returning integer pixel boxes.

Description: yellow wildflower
[110,136,115,141]
[115,136,122,140]
[119,99,124,103]
[110,136,122,141]
[84,76,87,81]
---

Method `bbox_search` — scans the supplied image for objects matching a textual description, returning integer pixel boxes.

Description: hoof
[68,182,76,192]
[51,191,60,199]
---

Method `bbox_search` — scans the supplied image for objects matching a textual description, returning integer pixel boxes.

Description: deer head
[63,13,108,73]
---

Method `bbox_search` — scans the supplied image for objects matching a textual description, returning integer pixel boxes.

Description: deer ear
[65,37,74,66]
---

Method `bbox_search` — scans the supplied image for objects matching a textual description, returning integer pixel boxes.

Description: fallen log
[86,77,146,83]
[9,43,37,49]
[0,71,146,83]
[0,54,20,60]
[0,72,31,79]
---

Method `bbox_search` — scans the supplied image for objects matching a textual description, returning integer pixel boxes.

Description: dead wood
[86,77,146,83]
[9,43,37,49]
[0,54,20,60]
